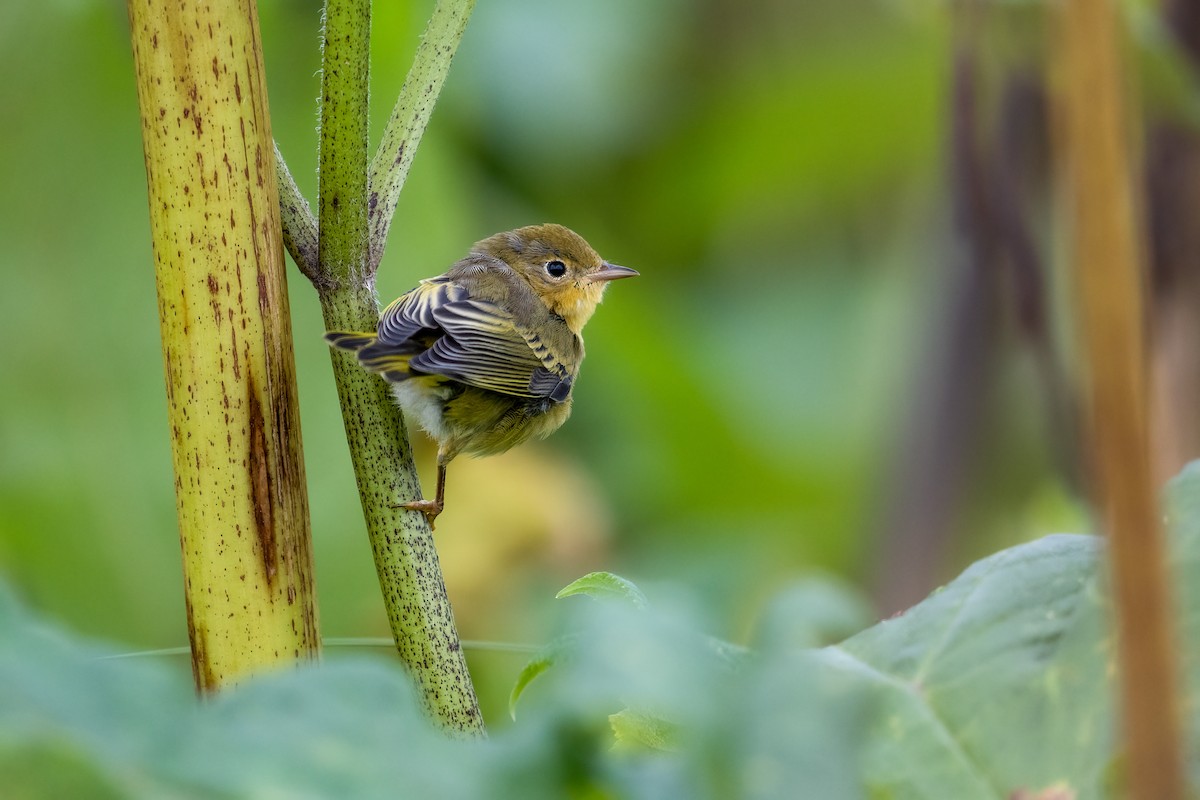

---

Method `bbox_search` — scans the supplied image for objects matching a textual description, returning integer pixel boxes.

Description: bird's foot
[399,499,444,529]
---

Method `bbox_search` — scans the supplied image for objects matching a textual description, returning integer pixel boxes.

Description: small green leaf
[509,573,648,721]
[555,572,649,609]
[609,708,679,753]
[508,638,571,720]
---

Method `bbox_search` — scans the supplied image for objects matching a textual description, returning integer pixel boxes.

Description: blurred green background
[0,0,1084,723]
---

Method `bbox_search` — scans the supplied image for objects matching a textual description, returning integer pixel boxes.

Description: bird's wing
[342,280,452,379]
[376,278,466,346]
[416,299,575,401]
[371,278,575,401]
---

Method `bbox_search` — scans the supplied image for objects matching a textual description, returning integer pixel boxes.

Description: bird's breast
[443,387,573,458]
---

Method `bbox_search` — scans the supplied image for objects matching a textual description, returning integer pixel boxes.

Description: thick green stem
[318,0,371,284]
[319,286,483,735]
[272,0,483,734]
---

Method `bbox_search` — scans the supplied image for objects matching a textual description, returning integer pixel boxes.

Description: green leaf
[556,572,649,609]
[609,708,679,753]
[725,646,872,799]
[508,637,572,720]
[511,570,746,722]
[829,533,1112,797]
[7,467,1200,797]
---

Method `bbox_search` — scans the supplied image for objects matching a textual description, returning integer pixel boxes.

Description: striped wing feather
[367,278,574,400]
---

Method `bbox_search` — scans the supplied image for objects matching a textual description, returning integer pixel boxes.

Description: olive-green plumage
[326,224,637,525]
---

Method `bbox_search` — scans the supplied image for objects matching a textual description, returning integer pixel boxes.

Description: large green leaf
[822,464,1200,797]
[831,534,1113,797]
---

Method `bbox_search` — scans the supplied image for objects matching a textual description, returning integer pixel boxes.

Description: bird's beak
[588,262,639,282]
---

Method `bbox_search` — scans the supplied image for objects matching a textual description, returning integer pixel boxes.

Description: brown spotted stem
[127,0,321,690]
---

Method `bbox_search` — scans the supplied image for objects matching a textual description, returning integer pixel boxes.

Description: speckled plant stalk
[127,0,321,690]
[276,0,483,735]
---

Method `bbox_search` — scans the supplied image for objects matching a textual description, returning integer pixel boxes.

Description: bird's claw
[399,499,444,529]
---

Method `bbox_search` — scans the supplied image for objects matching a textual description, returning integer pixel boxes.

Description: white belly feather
[391,381,451,443]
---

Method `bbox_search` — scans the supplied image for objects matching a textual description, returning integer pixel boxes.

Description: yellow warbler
[326,224,637,526]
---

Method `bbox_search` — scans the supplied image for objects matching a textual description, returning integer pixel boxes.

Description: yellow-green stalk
[128,0,320,690]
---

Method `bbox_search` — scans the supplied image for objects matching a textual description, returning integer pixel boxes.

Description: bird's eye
[545,260,567,278]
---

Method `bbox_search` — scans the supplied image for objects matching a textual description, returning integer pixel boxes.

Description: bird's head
[475,224,637,333]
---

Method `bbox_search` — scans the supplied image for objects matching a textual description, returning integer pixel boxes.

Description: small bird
[326,224,637,527]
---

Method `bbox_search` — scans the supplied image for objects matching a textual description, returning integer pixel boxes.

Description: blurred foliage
[8,462,1200,797]
[0,0,1117,727]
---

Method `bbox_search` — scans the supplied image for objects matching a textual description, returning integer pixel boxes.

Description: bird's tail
[325,331,418,382]
[324,331,378,352]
